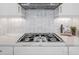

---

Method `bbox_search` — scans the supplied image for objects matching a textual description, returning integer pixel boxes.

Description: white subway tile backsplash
[0,9,79,35]
[0,9,55,35]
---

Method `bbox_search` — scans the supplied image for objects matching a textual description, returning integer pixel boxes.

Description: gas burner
[17,33,63,42]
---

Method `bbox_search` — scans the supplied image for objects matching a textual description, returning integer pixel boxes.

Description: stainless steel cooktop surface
[17,33,63,42]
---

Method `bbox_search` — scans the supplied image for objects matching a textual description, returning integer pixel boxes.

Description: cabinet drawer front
[14,47,68,55]
[69,47,79,55]
[0,47,13,55]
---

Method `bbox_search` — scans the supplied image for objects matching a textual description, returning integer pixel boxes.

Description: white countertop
[0,33,23,46]
[57,33,79,46]
[0,33,79,47]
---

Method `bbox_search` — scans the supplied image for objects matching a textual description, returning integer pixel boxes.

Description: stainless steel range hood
[19,3,62,9]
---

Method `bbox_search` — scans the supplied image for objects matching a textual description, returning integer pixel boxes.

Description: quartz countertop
[57,33,79,46]
[0,33,79,47]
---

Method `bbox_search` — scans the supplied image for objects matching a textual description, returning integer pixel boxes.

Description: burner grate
[17,33,63,42]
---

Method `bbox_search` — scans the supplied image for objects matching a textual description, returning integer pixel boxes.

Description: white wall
[53,17,72,33]
[0,9,56,35]
[0,17,26,35]
[0,9,79,35]
[25,9,55,33]
[54,17,79,35]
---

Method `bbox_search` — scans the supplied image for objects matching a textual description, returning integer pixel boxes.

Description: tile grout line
[67,47,69,55]
[13,46,14,55]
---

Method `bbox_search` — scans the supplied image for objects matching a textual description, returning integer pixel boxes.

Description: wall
[0,9,55,35]
[71,17,79,36]
[0,9,79,35]
[0,17,25,35]
[54,17,79,35]
[25,9,55,33]
[53,17,72,33]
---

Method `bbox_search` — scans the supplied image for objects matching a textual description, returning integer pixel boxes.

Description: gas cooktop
[17,33,63,42]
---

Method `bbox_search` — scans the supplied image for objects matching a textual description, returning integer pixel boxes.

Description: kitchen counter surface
[0,33,79,47]
[57,33,79,47]
[0,33,23,47]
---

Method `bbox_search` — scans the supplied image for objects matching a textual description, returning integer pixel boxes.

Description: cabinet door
[0,47,13,55]
[0,3,24,17]
[6,3,22,16]
[14,47,68,55]
[0,3,9,16]
[59,3,79,16]
[69,47,79,55]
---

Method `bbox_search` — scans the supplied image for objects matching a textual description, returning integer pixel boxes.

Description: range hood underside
[19,3,62,10]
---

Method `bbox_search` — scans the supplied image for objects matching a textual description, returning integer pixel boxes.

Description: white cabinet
[1,46,79,55]
[69,47,79,55]
[59,3,79,16]
[54,3,79,17]
[0,47,13,55]
[14,47,68,55]
[0,3,26,17]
